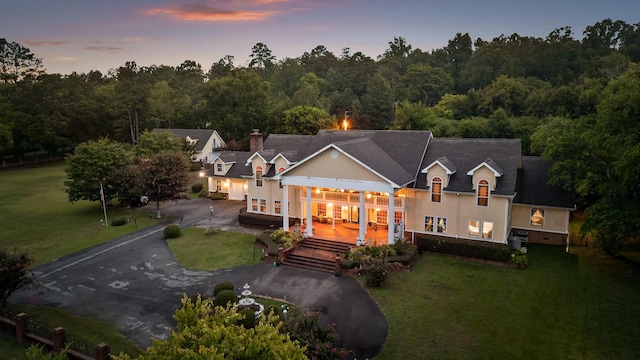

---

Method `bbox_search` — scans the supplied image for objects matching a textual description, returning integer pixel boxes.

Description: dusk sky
[3,0,639,75]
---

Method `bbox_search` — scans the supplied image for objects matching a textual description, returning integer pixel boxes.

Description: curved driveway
[10,198,387,359]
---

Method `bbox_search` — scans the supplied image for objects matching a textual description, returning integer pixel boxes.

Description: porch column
[305,187,313,237]
[282,185,289,231]
[388,191,395,244]
[359,191,366,242]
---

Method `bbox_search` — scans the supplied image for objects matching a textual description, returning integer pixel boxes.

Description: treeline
[1,18,639,158]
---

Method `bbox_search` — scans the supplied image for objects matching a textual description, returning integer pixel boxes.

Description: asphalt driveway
[9,198,387,359]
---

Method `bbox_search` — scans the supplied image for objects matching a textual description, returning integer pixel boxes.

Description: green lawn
[0,162,157,266]
[167,227,263,271]
[369,244,640,359]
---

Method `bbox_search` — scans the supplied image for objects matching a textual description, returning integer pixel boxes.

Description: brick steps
[281,238,352,274]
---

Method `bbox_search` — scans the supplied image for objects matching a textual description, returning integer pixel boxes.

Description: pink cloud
[144,0,289,21]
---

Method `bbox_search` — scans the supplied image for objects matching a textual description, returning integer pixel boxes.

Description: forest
[1,18,639,250]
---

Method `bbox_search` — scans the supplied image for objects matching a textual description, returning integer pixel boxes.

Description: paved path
[10,198,387,359]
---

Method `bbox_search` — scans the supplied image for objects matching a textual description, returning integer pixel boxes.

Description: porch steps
[281,238,352,274]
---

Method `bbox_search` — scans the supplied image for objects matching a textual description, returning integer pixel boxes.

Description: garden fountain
[238,283,264,317]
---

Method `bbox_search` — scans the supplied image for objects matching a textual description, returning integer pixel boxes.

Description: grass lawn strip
[0,163,158,266]
[167,227,262,271]
[369,244,640,359]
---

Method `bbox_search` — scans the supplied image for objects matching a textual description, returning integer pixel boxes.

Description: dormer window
[255,166,263,187]
[431,177,442,203]
[477,179,489,207]
[216,163,222,173]
[279,167,284,189]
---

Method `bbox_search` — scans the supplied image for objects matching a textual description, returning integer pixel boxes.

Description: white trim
[275,144,403,188]
[466,162,503,177]
[281,175,395,194]
[476,179,490,207]
[421,159,456,175]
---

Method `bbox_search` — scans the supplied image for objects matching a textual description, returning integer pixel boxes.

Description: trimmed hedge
[163,224,181,239]
[191,183,203,193]
[213,281,235,297]
[214,289,237,308]
[238,212,299,228]
[415,234,511,262]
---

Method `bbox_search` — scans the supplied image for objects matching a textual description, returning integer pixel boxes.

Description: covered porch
[296,218,392,246]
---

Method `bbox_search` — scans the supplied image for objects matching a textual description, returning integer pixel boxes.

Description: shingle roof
[154,128,216,152]
[212,151,252,179]
[417,138,522,195]
[259,130,432,187]
[514,156,575,208]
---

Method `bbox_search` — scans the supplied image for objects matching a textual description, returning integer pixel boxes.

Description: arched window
[477,179,489,206]
[431,177,442,203]
[255,166,263,187]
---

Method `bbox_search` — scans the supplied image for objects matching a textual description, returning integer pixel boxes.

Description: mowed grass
[0,162,157,266]
[167,227,262,270]
[370,244,640,360]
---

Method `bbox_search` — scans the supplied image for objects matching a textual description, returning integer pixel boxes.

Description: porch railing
[305,191,404,208]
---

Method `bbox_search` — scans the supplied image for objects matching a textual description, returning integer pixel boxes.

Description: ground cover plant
[0,162,157,266]
[369,244,640,359]
[166,227,262,270]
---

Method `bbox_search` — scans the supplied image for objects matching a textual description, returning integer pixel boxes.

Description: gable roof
[154,128,224,152]
[417,138,521,195]
[421,156,457,175]
[267,130,432,187]
[212,151,252,178]
[514,156,575,208]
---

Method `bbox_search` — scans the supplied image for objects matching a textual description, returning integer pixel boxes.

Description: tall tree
[360,74,394,129]
[203,69,270,148]
[0,39,44,83]
[137,151,189,218]
[282,105,335,135]
[64,138,134,203]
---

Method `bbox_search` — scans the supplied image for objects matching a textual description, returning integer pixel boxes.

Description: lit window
[425,216,446,233]
[431,177,442,203]
[377,210,388,225]
[477,180,489,207]
[278,168,284,188]
[274,200,281,214]
[215,180,222,191]
[469,220,493,239]
[260,199,267,213]
[437,217,447,233]
[255,166,263,187]
[482,222,493,239]
[531,208,545,226]
[394,211,403,224]
[251,198,258,211]
[317,203,327,216]
[425,216,434,232]
[468,220,479,237]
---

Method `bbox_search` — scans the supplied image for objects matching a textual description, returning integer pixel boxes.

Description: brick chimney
[249,129,263,153]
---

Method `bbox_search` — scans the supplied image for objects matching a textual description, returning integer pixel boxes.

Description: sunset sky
[3,0,639,75]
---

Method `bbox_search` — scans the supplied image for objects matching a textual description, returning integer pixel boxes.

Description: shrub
[364,258,389,287]
[213,281,235,297]
[238,308,256,329]
[191,183,203,193]
[415,234,511,262]
[509,247,529,269]
[280,307,354,360]
[214,289,237,308]
[265,305,281,319]
[269,229,303,249]
[111,217,127,226]
[163,224,181,239]
[208,191,227,200]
